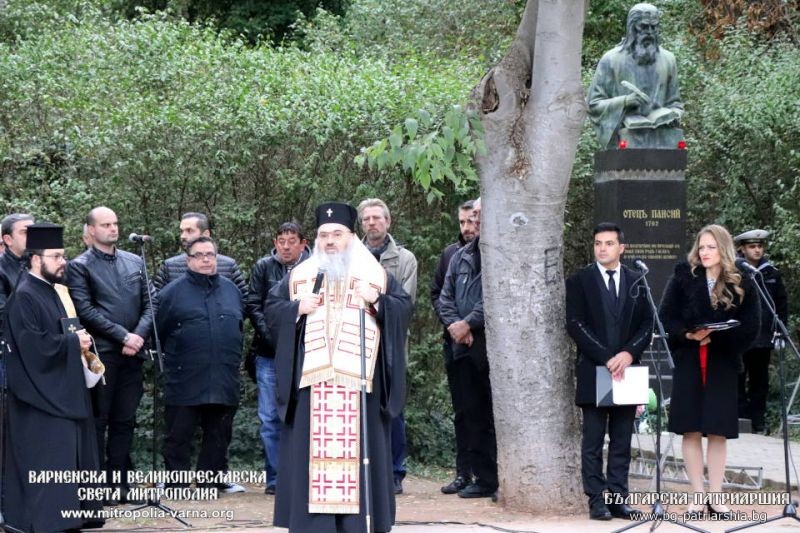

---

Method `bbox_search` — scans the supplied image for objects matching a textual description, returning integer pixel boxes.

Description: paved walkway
[100,434,799,532]
[632,432,798,489]
[394,521,800,532]
[394,518,800,532]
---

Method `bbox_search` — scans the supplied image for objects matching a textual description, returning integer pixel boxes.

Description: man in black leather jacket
[67,206,156,504]
[0,213,34,391]
[0,214,35,339]
[430,200,476,495]
[153,212,247,296]
[245,221,310,495]
[438,199,497,500]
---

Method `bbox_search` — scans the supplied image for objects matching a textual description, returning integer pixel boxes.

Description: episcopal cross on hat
[315,202,357,231]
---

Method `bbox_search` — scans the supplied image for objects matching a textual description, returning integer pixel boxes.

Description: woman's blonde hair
[687,224,744,310]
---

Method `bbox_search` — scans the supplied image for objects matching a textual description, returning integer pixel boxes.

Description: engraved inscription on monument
[594,175,686,302]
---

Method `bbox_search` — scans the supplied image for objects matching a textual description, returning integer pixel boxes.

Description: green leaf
[418,108,432,128]
[389,125,403,149]
[443,142,455,162]
[417,166,431,189]
[402,147,417,172]
[442,125,454,143]
[404,118,418,139]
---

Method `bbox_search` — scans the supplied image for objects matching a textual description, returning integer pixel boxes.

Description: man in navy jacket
[156,236,244,486]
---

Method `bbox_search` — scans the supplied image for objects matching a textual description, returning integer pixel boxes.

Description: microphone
[735,257,759,274]
[128,233,153,244]
[634,259,649,273]
[311,269,325,294]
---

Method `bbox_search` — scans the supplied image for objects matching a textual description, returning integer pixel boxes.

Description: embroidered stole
[289,247,386,514]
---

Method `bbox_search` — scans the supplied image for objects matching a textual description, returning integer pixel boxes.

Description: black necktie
[606,270,618,305]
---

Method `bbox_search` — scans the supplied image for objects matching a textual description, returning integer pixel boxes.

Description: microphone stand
[129,239,191,527]
[726,267,800,532]
[359,297,373,533]
[614,268,709,533]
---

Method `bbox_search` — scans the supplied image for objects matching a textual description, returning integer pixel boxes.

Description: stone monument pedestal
[593,148,687,303]
[619,127,684,149]
[594,148,688,397]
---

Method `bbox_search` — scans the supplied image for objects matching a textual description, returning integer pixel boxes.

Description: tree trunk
[473,0,587,512]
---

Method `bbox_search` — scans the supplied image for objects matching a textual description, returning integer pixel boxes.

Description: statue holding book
[587,3,684,150]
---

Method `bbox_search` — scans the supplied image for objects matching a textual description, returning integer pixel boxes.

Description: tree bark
[473,0,587,512]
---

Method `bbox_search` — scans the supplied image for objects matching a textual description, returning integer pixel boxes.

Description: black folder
[60,317,83,335]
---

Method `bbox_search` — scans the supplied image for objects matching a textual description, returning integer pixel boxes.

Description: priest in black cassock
[266,202,412,533]
[1,223,104,532]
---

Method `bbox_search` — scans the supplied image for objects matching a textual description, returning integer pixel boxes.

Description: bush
[0,1,477,468]
[685,29,800,315]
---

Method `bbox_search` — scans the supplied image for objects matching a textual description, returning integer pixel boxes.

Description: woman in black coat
[659,224,759,518]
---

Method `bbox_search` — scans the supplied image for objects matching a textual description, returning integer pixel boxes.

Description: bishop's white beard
[315,239,354,283]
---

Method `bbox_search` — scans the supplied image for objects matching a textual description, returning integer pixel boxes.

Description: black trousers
[163,404,237,482]
[443,341,470,478]
[580,404,636,505]
[738,347,771,431]
[91,354,143,488]
[453,351,497,490]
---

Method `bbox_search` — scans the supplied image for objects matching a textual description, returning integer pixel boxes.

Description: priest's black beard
[41,263,65,284]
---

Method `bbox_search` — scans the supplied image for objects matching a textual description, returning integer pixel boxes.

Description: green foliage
[0,0,475,468]
[0,3,471,259]
[111,0,348,43]
[292,0,522,69]
[355,105,485,203]
[0,0,111,42]
[684,28,800,315]
[582,0,629,66]
[405,332,456,467]
[4,0,799,468]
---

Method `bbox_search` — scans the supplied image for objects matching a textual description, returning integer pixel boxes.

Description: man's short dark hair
[276,221,305,241]
[1,214,34,237]
[459,200,475,212]
[593,222,625,243]
[23,250,40,269]
[186,235,216,254]
[181,212,210,232]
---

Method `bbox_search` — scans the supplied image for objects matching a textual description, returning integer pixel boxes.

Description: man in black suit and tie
[566,222,653,520]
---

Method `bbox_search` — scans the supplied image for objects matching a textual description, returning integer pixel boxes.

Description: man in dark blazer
[566,222,653,520]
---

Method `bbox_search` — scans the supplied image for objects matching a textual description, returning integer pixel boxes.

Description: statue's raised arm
[587,3,684,150]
